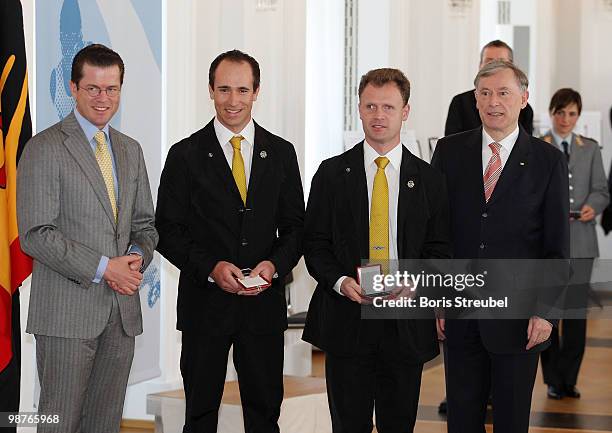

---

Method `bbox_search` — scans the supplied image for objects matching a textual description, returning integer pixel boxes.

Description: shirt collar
[214,117,255,148]
[551,129,573,147]
[363,140,403,171]
[482,126,519,154]
[73,108,110,143]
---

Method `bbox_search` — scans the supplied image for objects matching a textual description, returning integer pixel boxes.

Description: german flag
[0,0,32,391]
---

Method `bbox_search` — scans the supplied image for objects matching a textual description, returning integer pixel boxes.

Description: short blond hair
[358,68,411,106]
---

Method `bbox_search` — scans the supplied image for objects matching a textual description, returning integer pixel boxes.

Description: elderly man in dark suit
[17,44,158,433]
[303,68,452,433]
[432,60,569,433]
[445,40,534,136]
[155,49,304,433]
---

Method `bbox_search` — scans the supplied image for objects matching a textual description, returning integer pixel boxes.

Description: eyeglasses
[78,85,121,97]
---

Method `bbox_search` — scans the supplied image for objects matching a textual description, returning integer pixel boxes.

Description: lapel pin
[346,167,351,173]
[519,162,525,166]
[260,151,267,159]
[208,152,213,158]
[407,180,415,188]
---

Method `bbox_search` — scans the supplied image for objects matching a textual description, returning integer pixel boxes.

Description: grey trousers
[35,296,135,433]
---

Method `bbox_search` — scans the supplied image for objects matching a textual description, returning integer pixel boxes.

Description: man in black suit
[302,68,452,433]
[445,40,534,136]
[432,60,569,433]
[156,50,304,433]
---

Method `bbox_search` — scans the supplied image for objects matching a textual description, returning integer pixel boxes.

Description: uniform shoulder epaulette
[540,134,553,144]
[575,134,597,147]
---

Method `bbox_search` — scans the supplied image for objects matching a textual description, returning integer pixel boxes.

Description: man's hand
[526,316,553,350]
[340,277,368,304]
[436,318,446,341]
[210,261,243,294]
[238,260,276,296]
[579,204,595,222]
[128,254,143,271]
[104,255,143,296]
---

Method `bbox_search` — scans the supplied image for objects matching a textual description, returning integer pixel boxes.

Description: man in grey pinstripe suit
[16,44,157,433]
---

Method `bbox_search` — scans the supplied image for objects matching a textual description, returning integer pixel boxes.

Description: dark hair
[71,44,125,85]
[480,39,514,64]
[474,60,528,92]
[358,68,411,106]
[209,49,261,91]
[549,88,582,115]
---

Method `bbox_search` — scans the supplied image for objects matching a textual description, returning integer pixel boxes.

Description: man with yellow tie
[302,68,452,433]
[156,50,304,433]
[17,44,158,433]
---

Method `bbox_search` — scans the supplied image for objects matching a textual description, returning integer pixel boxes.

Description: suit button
[479,243,485,249]
[241,239,248,247]
[482,212,488,218]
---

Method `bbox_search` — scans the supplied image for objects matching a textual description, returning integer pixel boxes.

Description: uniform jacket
[541,132,609,258]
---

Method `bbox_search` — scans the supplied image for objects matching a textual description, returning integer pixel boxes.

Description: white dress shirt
[214,117,255,187]
[334,141,403,294]
[481,126,519,174]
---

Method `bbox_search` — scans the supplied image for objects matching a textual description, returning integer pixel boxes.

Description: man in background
[445,39,534,136]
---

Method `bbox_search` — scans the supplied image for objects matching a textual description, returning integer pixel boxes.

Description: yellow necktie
[370,157,389,265]
[230,135,247,204]
[94,131,118,221]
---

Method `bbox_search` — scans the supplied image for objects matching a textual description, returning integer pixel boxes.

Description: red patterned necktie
[483,142,502,203]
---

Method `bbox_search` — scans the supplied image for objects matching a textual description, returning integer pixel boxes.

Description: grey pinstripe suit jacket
[542,131,609,258]
[17,112,158,338]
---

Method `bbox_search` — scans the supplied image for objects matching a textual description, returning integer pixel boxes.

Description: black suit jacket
[431,127,569,353]
[302,142,452,359]
[155,119,304,335]
[445,89,534,136]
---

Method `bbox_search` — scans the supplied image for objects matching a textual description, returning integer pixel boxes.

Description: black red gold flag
[0,0,33,416]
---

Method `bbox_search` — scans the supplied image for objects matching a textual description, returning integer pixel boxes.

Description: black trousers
[541,258,592,388]
[445,320,539,433]
[324,321,424,433]
[0,291,20,433]
[181,330,284,433]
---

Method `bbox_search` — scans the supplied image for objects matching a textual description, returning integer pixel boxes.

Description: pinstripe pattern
[17,112,158,338]
[36,297,134,433]
[16,111,157,432]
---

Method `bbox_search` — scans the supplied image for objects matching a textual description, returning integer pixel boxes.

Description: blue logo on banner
[142,264,160,308]
[50,0,92,119]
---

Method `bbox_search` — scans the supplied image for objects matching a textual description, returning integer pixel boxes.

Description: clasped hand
[103,255,143,296]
